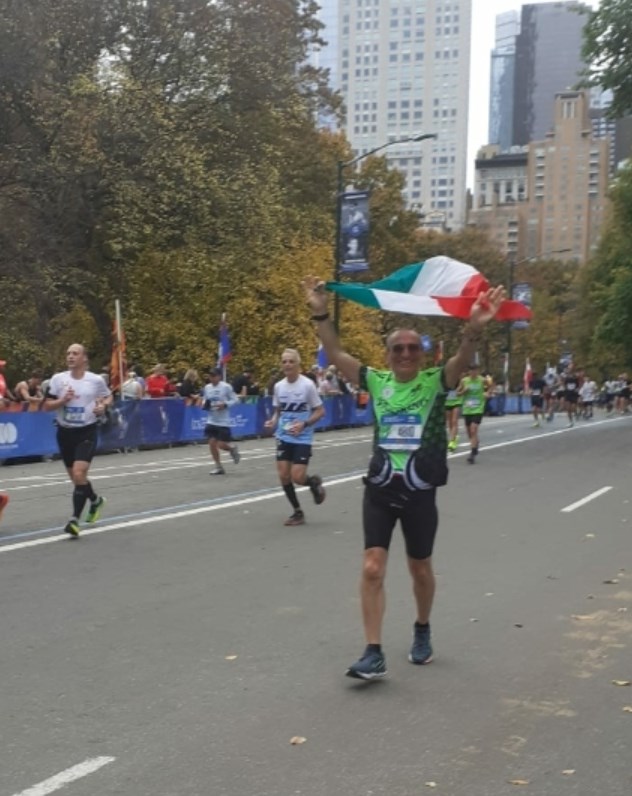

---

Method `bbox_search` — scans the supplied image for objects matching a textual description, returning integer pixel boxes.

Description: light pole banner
[340,191,370,272]
[511,282,532,329]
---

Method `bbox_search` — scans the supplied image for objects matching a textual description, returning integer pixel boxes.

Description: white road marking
[0,436,374,491]
[561,486,613,513]
[0,475,360,554]
[11,757,115,796]
[1,416,628,554]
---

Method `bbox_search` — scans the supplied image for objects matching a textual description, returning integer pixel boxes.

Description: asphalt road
[1,413,631,796]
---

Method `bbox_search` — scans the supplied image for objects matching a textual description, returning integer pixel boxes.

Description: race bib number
[446,390,458,401]
[567,382,577,391]
[63,406,85,425]
[378,413,423,451]
[531,389,541,396]
[465,398,479,409]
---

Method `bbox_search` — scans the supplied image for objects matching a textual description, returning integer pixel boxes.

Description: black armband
[310,313,330,322]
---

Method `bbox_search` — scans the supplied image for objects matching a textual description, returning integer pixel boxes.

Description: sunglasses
[391,343,421,354]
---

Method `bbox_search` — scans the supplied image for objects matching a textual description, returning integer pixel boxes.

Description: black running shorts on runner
[56,424,99,468]
[531,397,544,409]
[564,390,578,404]
[204,424,232,442]
[276,440,312,465]
[363,479,438,560]
[464,413,483,427]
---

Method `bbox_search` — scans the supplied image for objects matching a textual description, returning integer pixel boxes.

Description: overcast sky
[466,0,600,186]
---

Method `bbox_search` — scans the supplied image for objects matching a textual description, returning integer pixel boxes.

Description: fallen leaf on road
[611,680,631,687]
[584,533,596,539]
[290,736,307,745]
[622,706,632,713]
[514,623,524,628]
[562,769,576,775]
[586,594,595,599]
[424,782,437,788]
[225,655,238,661]
[571,614,593,621]
[508,779,529,786]
[603,579,619,584]
[618,608,628,613]
[469,618,479,622]
[485,592,495,597]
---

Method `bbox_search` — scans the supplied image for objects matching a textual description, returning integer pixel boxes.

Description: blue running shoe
[346,647,387,680]
[409,622,433,665]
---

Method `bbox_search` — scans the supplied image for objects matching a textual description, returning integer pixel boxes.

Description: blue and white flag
[317,343,328,369]
[420,334,433,353]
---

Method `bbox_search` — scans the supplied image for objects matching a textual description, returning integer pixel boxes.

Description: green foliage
[581,0,632,118]
[578,162,632,369]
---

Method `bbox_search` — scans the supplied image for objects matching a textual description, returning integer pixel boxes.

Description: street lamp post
[506,247,572,387]
[332,133,438,331]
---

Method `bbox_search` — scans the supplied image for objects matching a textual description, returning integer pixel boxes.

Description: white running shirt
[48,370,111,428]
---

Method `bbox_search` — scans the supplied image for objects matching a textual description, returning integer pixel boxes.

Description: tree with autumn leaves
[0,0,629,386]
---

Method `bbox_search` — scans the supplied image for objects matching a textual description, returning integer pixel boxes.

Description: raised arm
[444,286,506,389]
[301,275,362,387]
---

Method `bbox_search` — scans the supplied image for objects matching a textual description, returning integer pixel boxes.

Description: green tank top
[444,388,463,408]
[461,376,485,415]
[361,366,446,472]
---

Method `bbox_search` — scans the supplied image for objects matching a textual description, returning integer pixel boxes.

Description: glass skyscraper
[512,2,589,146]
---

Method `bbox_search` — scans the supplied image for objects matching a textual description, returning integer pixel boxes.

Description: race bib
[531,389,541,396]
[446,390,458,401]
[465,398,479,408]
[63,406,85,425]
[378,413,423,451]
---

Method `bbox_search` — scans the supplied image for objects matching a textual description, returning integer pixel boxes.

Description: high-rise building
[512,2,590,146]
[469,91,610,264]
[317,0,472,230]
[312,0,340,130]
[488,11,520,152]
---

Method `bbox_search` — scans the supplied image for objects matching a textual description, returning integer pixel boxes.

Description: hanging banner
[340,191,370,272]
[511,282,532,329]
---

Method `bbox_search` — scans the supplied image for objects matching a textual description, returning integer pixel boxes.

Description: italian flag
[326,256,532,321]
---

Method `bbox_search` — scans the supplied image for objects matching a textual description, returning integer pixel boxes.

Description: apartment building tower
[317,0,472,229]
[469,91,610,264]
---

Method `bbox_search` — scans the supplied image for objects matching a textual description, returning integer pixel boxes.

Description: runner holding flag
[301,274,506,680]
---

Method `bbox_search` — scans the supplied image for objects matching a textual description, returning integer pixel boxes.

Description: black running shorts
[204,424,232,442]
[531,396,544,409]
[463,413,483,427]
[363,478,438,560]
[564,390,578,404]
[276,440,312,465]
[56,424,99,468]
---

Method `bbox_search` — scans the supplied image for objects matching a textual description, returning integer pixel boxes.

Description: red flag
[110,303,126,393]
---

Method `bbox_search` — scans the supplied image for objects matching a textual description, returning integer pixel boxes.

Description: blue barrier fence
[0,396,375,460]
[0,394,533,461]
